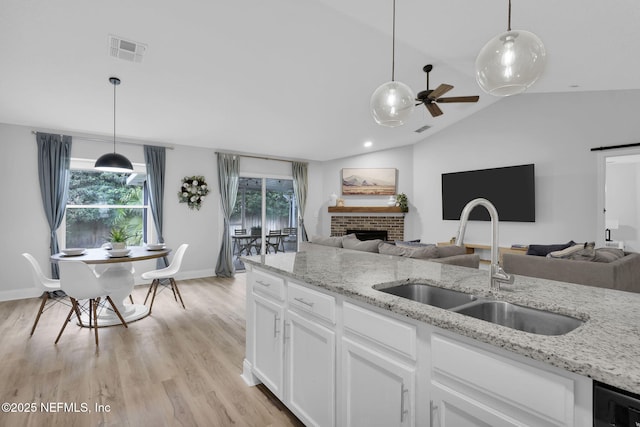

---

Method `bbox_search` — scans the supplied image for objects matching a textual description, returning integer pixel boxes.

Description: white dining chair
[56,261,128,347]
[22,253,71,336]
[141,243,189,314]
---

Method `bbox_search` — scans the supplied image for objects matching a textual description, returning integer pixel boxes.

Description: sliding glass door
[231,177,298,269]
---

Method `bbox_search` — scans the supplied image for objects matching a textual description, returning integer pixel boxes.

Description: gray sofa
[502,252,640,293]
[309,235,480,269]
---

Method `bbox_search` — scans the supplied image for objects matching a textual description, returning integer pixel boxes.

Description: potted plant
[396,193,409,212]
[109,226,131,250]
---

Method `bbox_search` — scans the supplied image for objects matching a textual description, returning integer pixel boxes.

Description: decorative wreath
[178,175,210,210]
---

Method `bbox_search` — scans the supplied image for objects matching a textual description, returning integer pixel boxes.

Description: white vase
[111,242,127,250]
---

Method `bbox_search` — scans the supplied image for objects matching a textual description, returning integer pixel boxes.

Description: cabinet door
[252,293,284,399]
[430,386,522,427]
[341,338,415,427]
[285,310,336,427]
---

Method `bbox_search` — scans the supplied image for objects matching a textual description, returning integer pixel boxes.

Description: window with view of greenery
[65,170,147,248]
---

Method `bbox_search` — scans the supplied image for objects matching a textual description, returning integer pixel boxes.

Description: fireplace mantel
[328,206,406,213]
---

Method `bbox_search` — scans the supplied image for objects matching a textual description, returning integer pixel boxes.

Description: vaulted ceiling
[1,1,639,161]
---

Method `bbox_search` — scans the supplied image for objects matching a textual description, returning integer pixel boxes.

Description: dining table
[51,246,171,326]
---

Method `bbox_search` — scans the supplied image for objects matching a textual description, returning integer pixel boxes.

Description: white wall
[413,90,640,247]
[0,123,220,301]
[318,145,414,238]
[312,90,640,249]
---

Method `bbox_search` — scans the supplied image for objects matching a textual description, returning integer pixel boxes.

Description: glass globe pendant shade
[475,30,546,97]
[370,80,415,127]
[95,152,134,173]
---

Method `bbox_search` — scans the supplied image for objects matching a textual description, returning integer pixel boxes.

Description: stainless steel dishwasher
[594,381,640,426]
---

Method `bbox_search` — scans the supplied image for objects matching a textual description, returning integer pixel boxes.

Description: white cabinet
[341,302,417,427]
[430,333,592,427]
[251,292,284,398]
[341,338,415,427]
[285,309,335,427]
[246,270,336,427]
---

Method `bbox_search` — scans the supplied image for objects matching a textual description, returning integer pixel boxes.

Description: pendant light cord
[507,0,512,31]
[391,0,396,81]
[113,80,117,154]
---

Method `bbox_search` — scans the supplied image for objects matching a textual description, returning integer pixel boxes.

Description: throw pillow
[548,242,593,259]
[310,235,343,248]
[342,234,381,253]
[526,241,576,256]
[437,245,467,258]
[565,242,596,261]
[593,248,626,263]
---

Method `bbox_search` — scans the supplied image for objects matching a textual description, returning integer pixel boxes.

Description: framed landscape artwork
[341,168,397,195]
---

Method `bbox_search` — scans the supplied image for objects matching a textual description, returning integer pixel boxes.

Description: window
[64,158,150,248]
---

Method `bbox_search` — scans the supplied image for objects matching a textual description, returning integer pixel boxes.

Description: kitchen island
[242,243,640,426]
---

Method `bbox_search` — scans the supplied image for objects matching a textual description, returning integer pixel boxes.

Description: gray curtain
[215,153,239,277]
[36,132,72,279]
[292,161,309,242]
[144,145,166,268]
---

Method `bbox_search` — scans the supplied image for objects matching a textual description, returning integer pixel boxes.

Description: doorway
[231,177,298,270]
[597,149,640,252]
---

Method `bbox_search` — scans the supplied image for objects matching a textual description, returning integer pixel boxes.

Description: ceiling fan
[415,64,480,117]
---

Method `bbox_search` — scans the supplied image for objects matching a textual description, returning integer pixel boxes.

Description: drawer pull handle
[256,280,271,287]
[400,384,408,422]
[293,297,314,307]
[274,315,280,338]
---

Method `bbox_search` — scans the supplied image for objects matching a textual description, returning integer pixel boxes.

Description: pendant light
[95,77,133,172]
[475,0,546,97]
[370,0,414,127]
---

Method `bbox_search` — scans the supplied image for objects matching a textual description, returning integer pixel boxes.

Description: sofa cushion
[378,242,411,256]
[406,245,439,259]
[593,248,626,263]
[527,241,576,256]
[395,241,434,248]
[342,234,381,253]
[310,235,343,247]
[437,245,467,258]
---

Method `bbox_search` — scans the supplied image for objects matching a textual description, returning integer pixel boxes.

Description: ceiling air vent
[108,35,147,63]
[414,125,431,133]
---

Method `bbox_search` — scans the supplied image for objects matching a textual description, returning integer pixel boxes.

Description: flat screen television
[441,164,535,222]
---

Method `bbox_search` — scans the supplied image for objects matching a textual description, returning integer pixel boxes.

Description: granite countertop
[243,243,640,395]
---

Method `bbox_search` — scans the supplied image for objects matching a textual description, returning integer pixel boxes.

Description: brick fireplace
[330,215,404,241]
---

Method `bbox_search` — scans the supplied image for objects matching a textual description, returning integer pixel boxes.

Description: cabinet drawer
[288,281,336,324]
[343,302,417,360]
[431,334,575,426]
[252,269,285,301]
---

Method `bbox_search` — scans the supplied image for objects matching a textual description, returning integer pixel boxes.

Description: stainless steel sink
[378,283,477,310]
[452,300,584,335]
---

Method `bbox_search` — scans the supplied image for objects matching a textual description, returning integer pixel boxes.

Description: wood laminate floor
[0,274,304,427]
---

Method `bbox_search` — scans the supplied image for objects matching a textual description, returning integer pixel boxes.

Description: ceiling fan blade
[426,103,443,117]
[428,84,453,100]
[436,96,480,103]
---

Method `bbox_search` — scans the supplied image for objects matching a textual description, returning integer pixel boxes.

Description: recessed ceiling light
[363,141,373,148]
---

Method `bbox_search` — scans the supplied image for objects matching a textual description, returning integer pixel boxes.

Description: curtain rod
[215,151,308,165]
[590,142,640,152]
[31,130,175,150]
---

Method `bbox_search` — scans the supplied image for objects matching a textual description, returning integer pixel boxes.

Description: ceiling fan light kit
[370,0,414,127]
[95,77,134,173]
[475,0,546,96]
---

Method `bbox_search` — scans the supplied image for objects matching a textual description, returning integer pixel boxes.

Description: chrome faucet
[455,198,514,290]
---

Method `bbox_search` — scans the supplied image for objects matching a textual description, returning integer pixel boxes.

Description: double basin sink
[377,283,584,336]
